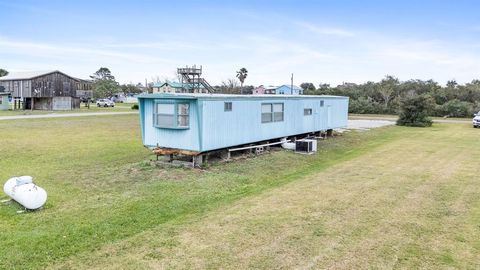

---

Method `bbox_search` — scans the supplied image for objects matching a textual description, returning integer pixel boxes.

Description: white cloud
[103,41,207,51]
[2,18,480,87]
[363,37,480,83]
[295,21,355,37]
[0,37,172,64]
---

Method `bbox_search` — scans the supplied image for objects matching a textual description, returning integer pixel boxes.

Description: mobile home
[138,93,349,155]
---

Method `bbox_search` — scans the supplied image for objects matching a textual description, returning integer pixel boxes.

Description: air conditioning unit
[295,139,317,154]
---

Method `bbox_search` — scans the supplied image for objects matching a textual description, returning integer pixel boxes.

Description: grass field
[0,104,135,116]
[0,115,479,269]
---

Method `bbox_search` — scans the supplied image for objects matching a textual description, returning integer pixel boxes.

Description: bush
[131,104,139,110]
[349,97,385,114]
[472,101,480,116]
[435,99,472,117]
[396,95,434,127]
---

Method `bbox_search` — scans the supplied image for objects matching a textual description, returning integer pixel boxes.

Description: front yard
[0,115,479,269]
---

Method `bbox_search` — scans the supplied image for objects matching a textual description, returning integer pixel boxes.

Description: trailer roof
[138,93,348,100]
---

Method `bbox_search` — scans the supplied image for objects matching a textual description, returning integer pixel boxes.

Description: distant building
[275,85,303,95]
[111,93,126,103]
[252,85,266,95]
[252,85,303,95]
[0,92,9,110]
[152,82,182,93]
[125,95,140,103]
[152,82,205,94]
[264,86,278,94]
[253,85,279,95]
[0,70,93,110]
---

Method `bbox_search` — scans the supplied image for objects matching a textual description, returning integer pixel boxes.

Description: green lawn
[0,105,134,116]
[349,113,471,122]
[0,116,479,269]
[115,102,138,108]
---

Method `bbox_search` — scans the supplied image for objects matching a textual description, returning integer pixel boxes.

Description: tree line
[4,65,479,118]
[90,67,144,99]
[301,76,480,117]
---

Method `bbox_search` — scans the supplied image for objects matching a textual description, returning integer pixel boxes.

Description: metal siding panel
[327,98,349,128]
[52,97,72,110]
[200,97,349,152]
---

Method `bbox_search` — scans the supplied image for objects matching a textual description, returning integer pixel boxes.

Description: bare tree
[151,70,179,84]
[219,78,240,94]
[378,75,399,108]
[151,76,162,84]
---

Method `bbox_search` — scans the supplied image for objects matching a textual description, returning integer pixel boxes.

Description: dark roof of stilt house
[0,70,89,82]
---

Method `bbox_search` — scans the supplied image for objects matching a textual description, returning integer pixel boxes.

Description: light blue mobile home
[275,85,303,95]
[138,93,349,153]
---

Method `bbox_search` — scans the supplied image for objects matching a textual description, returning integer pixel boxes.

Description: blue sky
[1,0,480,86]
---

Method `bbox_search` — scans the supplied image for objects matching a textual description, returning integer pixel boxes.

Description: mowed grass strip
[50,124,480,269]
[0,115,399,269]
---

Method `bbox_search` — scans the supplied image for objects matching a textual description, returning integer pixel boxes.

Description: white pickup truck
[473,112,480,128]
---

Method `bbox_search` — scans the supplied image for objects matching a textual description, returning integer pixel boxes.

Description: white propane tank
[3,176,47,210]
[280,138,296,150]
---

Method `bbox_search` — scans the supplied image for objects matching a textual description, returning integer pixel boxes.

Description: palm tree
[236,68,248,94]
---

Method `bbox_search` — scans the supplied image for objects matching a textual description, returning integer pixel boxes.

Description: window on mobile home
[154,103,189,128]
[155,103,175,127]
[177,103,189,127]
[273,103,284,121]
[304,108,312,115]
[224,102,232,111]
[262,103,284,123]
[261,103,272,123]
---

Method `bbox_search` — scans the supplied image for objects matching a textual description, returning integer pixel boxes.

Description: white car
[96,99,115,107]
[473,112,480,128]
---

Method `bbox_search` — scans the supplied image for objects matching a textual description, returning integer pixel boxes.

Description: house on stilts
[0,70,92,110]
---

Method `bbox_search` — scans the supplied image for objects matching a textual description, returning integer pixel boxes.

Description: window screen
[320,100,324,107]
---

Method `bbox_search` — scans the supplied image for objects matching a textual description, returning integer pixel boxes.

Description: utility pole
[291,73,294,95]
